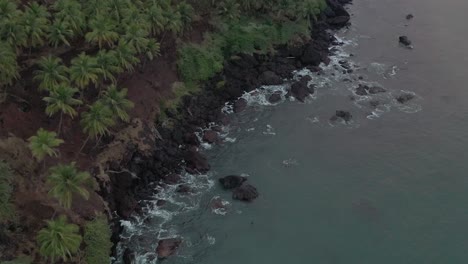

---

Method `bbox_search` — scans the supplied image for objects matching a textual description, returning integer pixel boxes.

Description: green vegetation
[37,215,82,262]
[81,101,116,139]
[83,216,113,264]
[28,129,64,161]
[0,161,14,222]
[47,163,92,209]
[0,255,33,264]
[101,85,135,122]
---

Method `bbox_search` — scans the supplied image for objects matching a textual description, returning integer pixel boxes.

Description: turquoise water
[120,0,468,263]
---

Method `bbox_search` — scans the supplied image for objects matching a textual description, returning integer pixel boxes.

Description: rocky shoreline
[105,0,353,262]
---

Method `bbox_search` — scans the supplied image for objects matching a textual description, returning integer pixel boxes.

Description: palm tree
[85,15,119,49]
[0,14,28,48]
[0,41,19,87]
[145,2,166,35]
[95,50,122,83]
[33,55,69,91]
[47,163,91,209]
[69,53,102,89]
[37,215,82,262]
[177,1,194,28]
[114,41,139,72]
[28,128,64,161]
[23,2,50,48]
[47,19,74,47]
[81,101,115,140]
[144,39,161,61]
[43,84,82,133]
[163,10,183,35]
[0,0,19,22]
[53,0,85,35]
[101,85,134,122]
[122,22,150,53]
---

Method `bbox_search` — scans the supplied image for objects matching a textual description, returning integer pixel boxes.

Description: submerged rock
[202,130,218,144]
[399,36,412,47]
[233,184,259,202]
[355,84,386,96]
[156,238,182,259]
[406,14,414,20]
[233,98,247,113]
[396,93,415,103]
[122,248,135,264]
[176,184,191,194]
[219,175,247,190]
[368,86,386,94]
[268,92,282,103]
[290,76,314,102]
[334,110,352,122]
[163,173,181,185]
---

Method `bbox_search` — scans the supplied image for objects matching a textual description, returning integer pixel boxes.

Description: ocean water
[117,0,468,263]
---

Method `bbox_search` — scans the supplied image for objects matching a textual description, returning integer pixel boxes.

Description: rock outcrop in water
[396,93,415,103]
[331,110,353,123]
[219,175,247,190]
[355,84,386,96]
[399,36,412,47]
[233,184,259,202]
[156,238,182,259]
[289,76,314,102]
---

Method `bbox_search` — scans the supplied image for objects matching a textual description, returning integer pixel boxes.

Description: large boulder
[335,110,352,122]
[183,132,200,146]
[327,16,350,27]
[399,36,412,47]
[184,150,210,174]
[258,71,283,85]
[156,238,182,259]
[290,76,314,102]
[122,249,135,264]
[233,98,247,113]
[301,44,324,66]
[268,92,282,103]
[396,93,415,103]
[202,130,218,144]
[219,175,247,190]
[233,184,259,202]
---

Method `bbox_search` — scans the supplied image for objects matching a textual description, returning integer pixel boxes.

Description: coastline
[109,0,354,262]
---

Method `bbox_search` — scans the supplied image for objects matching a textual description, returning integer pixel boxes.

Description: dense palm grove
[0,0,327,262]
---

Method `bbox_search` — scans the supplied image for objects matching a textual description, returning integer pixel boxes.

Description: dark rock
[163,174,181,185]
[406,14,414,20]
[176,184,191,194]
[327,16,350,27]
[233,184,259,202]
[156,238,182,259]
[116,195,139,219]
[202,130,218,144]
[368,86,386,94]
[335,110,352,122]
[123,248,135,264]
[399,36,412,46]
[233,98,247,113]
[290,76,314,102]
[369,100,380,108]
[268,92,282,103]
[219,175,247,190]
[183,132,200,146]
[211,197,226,210]
[355,85,368,96]
[258,71,283,85]
[301,44,324,66]
[156,200,166,207]
[396,93,415,103]
[184,150,210,174]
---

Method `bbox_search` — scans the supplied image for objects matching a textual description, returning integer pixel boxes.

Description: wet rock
[184,150,210,174]
[123,248,135,264]
[301,44,324,66]
[290,76,314,102]
[233,98,247,113]
[163,174,181,185]
[259,71,283,85]
[369,100,380,108]
[355,85,368,96]
[268,92,282,103]
[406,14,414,20]
[156,238,182,259]
[335,110,352,122]
[219,175,247,190]
[211,197,227,210]
[396,93,415,103]
[327,16,350,27]
[176,184,191,194]
[183,132,200,146]
[368,86,386,94]
[202,130,218,144]
[233,184,259,202]
[399,36,412,47]
[116,195,139,219]
[156,200,166,207]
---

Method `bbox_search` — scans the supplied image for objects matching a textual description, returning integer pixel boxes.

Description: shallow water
[119,0,468,263]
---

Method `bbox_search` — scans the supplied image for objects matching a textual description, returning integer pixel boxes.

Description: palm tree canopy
[28,128,64,161]
[43,84,82,117]
[47,19,74,47]
[47,163,92,209]
[53,0,85,35]
[23,2,50,47]
[37,215,82,262]
[0,14,28,48]
[114,41,139,72]
[122,22,150,53]
[101,85,134,122]
[69,53,102,89]
[33,55,69,90]
[95,49,122,83]
[0,41,19,86]
[81,101,116,138]
[85,15,119,48]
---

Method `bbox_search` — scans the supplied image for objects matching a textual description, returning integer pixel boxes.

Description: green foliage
[47,163,92,209]
[0,41,18,86]
[83,215,112,264]
[114,41,139,72]
[177,41,224,82]
[43,84,82,118]
[37,215,82,262]
[28,128,64,161]
[33,55,69,91]
[81,101,116,138]
[47,19,74,47]
[0,161,14,222]
[95,50,122,83]
[23,2,50,47]
[69,53,102,89]
[100,85,134,122]
[85,14,119,49]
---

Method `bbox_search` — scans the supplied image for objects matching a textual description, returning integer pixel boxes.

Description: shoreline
[110,0,354,262]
